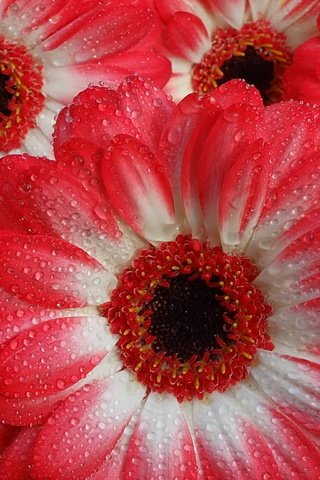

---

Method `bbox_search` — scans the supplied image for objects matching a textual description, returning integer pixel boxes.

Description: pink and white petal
[0,424,19,454]
[89,414,139,480]
[102,135,176,242]
[248,0,276,20]
[245,103,320,264]
[165,12,210,63]
[164,69,194,101]
[39,6,161,69]
[61,48,171,92]
[197,103,263,246]
[36,105,57,140]
[251,351,320,437]
[207,0,246,28]
[0,233,113,309]
[155,0,217,33]
[0,316,115,398]
[255,221,320,307]
[0,347,122,426]
[117,74,175,155]
[191,392,281,479]
[0,427,40,480]
[267,298,320,355]
[266,0,319,46]
[218,139,271,251]
[233,382,320,479]
[32,371,145,480]
[122,393,198,478]
[0,155,132,270]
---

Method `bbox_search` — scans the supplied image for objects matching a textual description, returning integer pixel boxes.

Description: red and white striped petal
[245,102,320,265]
[0,316,115,398]
[165,12,210,63]
[255,222,320,307]
[191,392,281,479]
[197,102,263,246]
[101,135,176,242]
[0,155,135,270]
[37,6,160,65]
[0,427,40,480]
[233,382,320,479]
[268,298,320,355]
[265,0,319,47]
[117,75,175,155]
[207,0,246,28]
[32,371,145,480]
[0,233,113,309]
[248,0,276,19]
[252,351,320,437]
[122,393,198,478]
[0,348,122,426]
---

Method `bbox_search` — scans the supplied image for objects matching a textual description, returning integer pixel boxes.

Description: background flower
[0,0,170,157]
[283,14,320,104]
[0,77,319,479]
[152,0,319,103]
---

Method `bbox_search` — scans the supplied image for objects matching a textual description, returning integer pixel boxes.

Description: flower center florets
[192,20,292,104]
[102,235,273,401]
[0,35,44,151]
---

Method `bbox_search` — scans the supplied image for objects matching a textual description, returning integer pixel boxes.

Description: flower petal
[101,134,176,241]
[32,371,145,480]
[233,383,320,479]
[207,0,246,29]
[191,392,281,479]
[0,154,136,269]
[0,233,113,308]
[122,393,198,478]
[252,351,320,437]
[0,424,18,454]
[0,426,40,480]
[117,74,175,154]
[0,316,115,398]
[165,12,210,62]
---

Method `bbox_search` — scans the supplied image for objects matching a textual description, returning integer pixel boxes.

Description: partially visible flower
[0,77,319,479]
[153,0,319,103]
[283,15,320,104]
[0,0,170,157]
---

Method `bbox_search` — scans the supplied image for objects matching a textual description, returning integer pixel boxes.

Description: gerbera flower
[153,0,320,103]
[0,76,319,479]
[0,0,170,157]
[283,14,320,103]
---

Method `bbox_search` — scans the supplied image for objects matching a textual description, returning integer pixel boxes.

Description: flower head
[0,0,170,156]
[0,76,319,479]
[154,0,319,102]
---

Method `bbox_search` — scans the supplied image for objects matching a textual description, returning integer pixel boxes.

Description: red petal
[0,427,40,480]
[117,74,175,154]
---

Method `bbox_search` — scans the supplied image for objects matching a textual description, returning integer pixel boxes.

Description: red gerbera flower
[152,0,319,103]
[0,77,319,479]
[0,0,170,156]
[283,14,320,103]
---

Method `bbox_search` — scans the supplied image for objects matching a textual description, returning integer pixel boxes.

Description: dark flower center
[192,20,292,105]
[216,46,274,103]
[102,235,273,401]
[0,73,13,117]
[0,35,44,152]
[148,275,233,362]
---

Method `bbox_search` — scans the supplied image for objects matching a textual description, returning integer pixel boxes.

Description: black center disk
[217,46,274,103]
[147,275,233,362]
[0,73,14,117]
